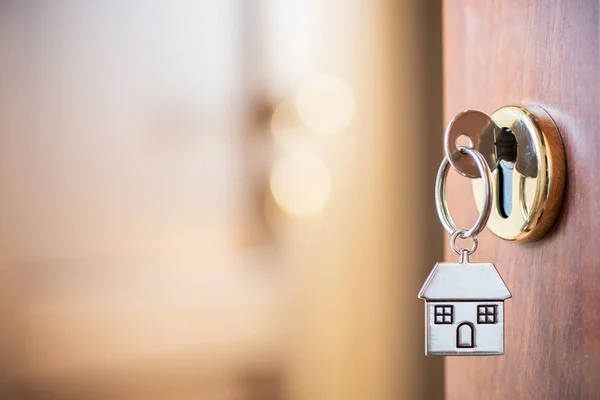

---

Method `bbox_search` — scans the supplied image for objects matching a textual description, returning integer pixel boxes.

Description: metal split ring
[435,146,493,241]
[450,229,478,255]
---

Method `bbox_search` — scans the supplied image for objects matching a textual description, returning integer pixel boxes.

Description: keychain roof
[418,261,512,301]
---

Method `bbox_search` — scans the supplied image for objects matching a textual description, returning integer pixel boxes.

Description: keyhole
[497,161,513,218]
[495,128,518,219]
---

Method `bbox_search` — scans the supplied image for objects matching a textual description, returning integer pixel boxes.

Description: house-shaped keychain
[418,258,511,356]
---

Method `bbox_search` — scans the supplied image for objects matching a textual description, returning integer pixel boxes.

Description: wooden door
[443,1,599,399]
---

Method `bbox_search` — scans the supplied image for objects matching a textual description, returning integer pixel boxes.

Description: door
[443,1,599,399]
[456,323,474,348]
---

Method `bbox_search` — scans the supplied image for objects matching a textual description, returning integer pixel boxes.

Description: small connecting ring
[450,229,478,255]
[435,146,493,238]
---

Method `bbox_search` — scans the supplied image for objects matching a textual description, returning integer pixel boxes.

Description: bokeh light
[294,74,356,135]
[269,155,331,217]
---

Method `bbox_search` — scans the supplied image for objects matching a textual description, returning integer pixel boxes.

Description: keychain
[418,146,512,356]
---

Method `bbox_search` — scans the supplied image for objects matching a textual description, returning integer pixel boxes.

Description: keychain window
[477,305,497,324]
[434,305,453,324]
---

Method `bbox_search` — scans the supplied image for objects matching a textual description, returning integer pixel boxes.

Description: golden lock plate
[471,105,566,242]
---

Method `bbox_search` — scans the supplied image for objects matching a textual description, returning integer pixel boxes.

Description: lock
[445,105,566,242]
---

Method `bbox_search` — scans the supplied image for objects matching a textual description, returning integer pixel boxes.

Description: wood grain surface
[443,1,600,399]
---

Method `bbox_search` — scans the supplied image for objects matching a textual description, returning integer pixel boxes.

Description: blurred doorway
[0,1,442,399]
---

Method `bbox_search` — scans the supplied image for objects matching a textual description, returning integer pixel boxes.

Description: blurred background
[0,1,443,399]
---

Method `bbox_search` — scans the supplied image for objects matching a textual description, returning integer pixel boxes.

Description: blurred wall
[285,1,443,400]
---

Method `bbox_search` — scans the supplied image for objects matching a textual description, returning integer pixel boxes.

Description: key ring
[435,147,493,250]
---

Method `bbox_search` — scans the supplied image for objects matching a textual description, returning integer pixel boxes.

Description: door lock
[444,105,566,242]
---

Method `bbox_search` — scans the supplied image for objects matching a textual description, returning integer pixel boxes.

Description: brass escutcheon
[471,105,566,242]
